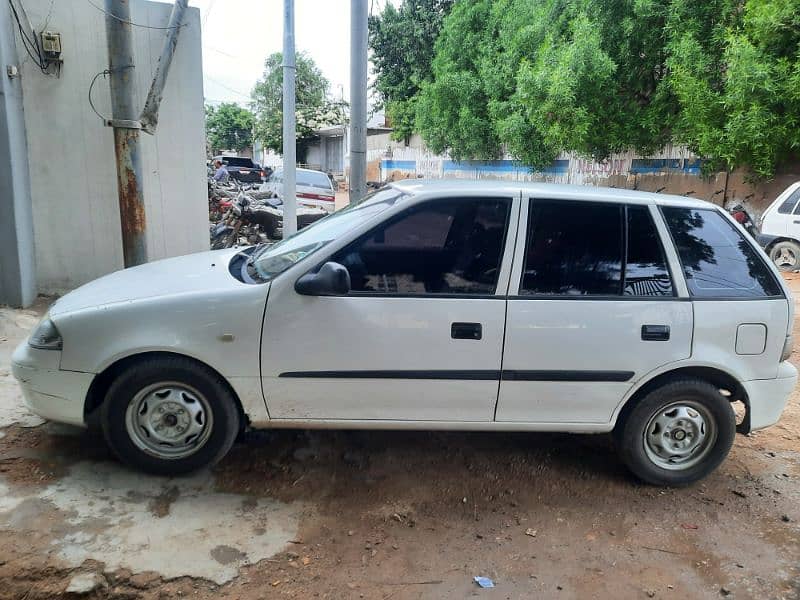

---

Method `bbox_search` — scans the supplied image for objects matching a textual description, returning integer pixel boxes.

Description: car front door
[496,197,694,424]
[261,195,519,422]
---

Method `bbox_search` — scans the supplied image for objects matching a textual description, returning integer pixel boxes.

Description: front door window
[332,197,511,295]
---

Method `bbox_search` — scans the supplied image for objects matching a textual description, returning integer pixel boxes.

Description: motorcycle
[210,190,327,249]
[729,204,757,237]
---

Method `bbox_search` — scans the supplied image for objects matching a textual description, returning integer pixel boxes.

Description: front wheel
[615,378,735,486]
[101,357,240,475]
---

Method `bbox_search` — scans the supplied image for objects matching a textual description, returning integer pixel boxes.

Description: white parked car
[259,167,336,213]
[758,181,800,271]
[12,181,797,485]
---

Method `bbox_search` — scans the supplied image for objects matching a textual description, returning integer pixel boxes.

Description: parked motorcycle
[210,188,327,249]
[729,204,757,237]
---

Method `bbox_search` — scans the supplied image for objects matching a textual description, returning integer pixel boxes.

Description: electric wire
[85,0,188,30]
[8,0,47,73]
[88,69,112,122]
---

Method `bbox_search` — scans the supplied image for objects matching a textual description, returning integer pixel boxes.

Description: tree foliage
[205,102,254,153]
[251,52,346,162]
[368,0,455,141]
[409,0,800,177]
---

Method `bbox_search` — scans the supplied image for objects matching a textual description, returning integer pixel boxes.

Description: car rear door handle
[641,324,670,341]
[451,322,482,340]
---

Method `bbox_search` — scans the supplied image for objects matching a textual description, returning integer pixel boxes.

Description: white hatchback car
[259,167,336,213]
[758,181,800,271]
[12,181,797,485]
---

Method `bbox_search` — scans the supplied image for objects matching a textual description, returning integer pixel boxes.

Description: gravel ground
[1,279,799,599]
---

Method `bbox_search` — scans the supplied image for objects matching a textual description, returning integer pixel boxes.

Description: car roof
[388,179,714,209]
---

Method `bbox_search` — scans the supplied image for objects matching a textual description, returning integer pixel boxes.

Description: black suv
[213,156,265,184]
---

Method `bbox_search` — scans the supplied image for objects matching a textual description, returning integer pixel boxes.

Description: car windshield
[297,170,333,189]
[251,188,404,281]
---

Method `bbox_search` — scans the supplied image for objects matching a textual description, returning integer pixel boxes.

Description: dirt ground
[1,280,800,599]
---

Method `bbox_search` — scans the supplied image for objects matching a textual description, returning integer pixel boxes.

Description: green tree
[413,0,800,178]
[666,0,800,177]
[251,52,346,163]
[205,102,254,153]
[368,0,455,141]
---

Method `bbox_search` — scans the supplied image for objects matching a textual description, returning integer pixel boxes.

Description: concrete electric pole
[282,0,297,238]
[140,0,189,134]
[349,0,368,205]
[105,0,147,267]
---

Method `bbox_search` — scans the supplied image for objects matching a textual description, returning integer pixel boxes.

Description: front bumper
[11,342,94,427]
[742,361,798,431]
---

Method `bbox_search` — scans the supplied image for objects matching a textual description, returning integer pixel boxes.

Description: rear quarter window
[222,157,255,168]
[661,206,782,298]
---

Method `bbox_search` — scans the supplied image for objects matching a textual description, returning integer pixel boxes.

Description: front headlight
[29,316,63,350]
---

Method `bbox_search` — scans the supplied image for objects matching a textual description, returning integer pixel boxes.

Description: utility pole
[140,0,188,134]
[105,0,147,267]
[282,0,297,237]
[349,0,368,205]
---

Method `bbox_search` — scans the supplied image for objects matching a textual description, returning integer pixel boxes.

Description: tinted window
[625,206,674,296]
[332,198,510,294]
[777,187,800,214]
[297,170,334,190]
[662,207,781,298]
[521,201,622,295]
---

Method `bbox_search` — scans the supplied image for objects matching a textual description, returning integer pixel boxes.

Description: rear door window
[661,207,782,298]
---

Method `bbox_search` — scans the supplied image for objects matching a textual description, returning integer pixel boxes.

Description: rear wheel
[101,357,239,475]
[615,378,735,486]
[769,240,800,271]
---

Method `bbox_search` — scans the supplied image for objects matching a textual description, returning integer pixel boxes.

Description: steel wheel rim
[643,400,717,471]
[124,382,214,460]
[775,247,798,268]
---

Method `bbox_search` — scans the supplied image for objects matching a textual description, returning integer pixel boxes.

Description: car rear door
[260,194,520,422]
[495,196,693,424]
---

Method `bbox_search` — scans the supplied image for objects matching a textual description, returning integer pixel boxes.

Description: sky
[160,0,395,107]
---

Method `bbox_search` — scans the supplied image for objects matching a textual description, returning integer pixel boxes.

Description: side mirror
[295,262,351,296]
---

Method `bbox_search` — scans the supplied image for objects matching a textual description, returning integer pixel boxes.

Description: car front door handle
[451,322,482,340]
[641,324,670,341]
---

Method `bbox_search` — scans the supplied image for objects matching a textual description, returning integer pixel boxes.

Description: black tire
[614,378,736,486]
[100,356,240,476]
[769,240,800,272]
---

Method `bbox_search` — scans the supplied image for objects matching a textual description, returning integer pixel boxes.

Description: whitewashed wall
[17,0,207,294]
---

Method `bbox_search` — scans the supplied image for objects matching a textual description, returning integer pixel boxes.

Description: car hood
[50,249,249,316]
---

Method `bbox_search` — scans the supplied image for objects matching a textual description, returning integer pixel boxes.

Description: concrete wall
[16,0,207,294]
[377,136,800,221]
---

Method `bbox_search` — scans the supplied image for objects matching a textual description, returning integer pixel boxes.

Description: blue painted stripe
[631,158,705,174]
[443,159,569,175]
[381,160,416,170]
